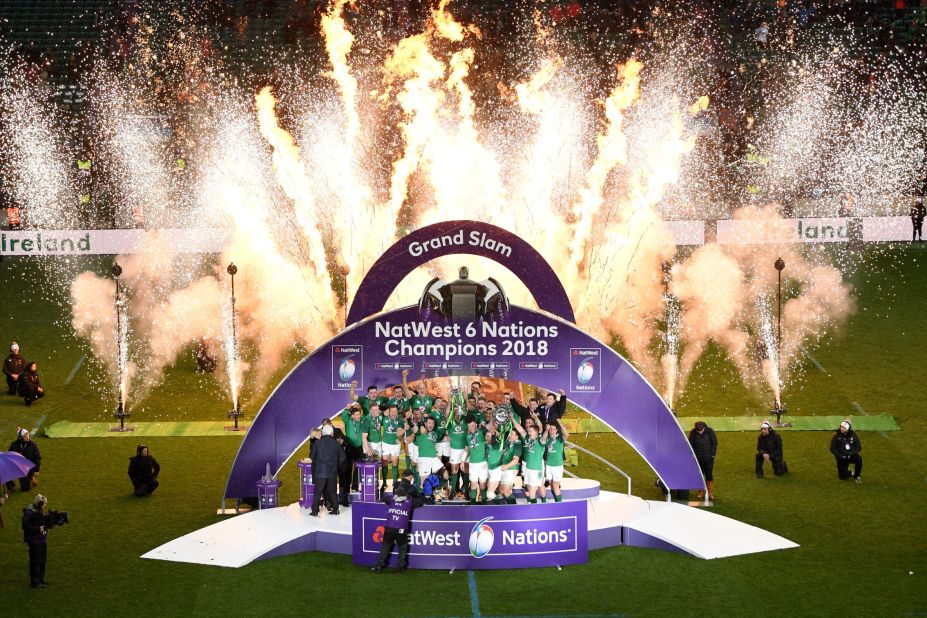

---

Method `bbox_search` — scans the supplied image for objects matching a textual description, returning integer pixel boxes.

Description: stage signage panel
[351,501,588,570]
[331,345,363,390]
[570,347,601,393]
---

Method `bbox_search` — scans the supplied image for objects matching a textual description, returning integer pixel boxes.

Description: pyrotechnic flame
[321,0,360,145]
[10,4,887,416]
[569,60,642,273]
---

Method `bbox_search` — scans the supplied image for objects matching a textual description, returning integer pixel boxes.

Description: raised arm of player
[349,380,359,402]
[556,388,567,418]
[559,419,570,441]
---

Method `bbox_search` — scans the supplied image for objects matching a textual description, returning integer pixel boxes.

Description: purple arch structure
[346,220,575,325]
[224,222,704,500]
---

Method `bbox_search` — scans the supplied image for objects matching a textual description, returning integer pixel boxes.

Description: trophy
[493,403,512,427]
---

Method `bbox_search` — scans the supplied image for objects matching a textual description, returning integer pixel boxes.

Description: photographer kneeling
[21,494,68,588]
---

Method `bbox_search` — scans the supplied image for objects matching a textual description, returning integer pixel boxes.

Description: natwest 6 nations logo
[570,347,601,393]
[468,517,495,558]
[332,345,363,390]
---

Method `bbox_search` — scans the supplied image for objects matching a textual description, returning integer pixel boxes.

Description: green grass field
[0,245,925,617]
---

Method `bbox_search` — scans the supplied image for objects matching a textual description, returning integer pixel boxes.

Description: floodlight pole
[227,263,243,430]
[111,263,130,431]
[774,257,785,381]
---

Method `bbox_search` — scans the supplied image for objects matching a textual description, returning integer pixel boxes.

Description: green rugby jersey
[501,438,523,467]
[522,436,544,471]
[386,396,410,413]
[361,414,384,442]
[414,429,442,458]
[487,435,503,469]
[410,393,435,414]
[448,420,468,449]
[356,395,389,415]
[467,429,488,463]
[340,409,364,447]
[544,435,565,466]
[380,416,403,445]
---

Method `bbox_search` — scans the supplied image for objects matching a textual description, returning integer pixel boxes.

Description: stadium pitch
[0,245,925,616]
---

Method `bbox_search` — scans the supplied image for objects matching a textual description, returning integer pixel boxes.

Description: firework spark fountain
[3,1,921,418]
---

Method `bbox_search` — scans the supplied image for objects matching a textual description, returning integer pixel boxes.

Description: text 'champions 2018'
[407,229,512,258]
[374,321,560,361]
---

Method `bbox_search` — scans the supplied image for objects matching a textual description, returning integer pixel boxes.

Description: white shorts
[469,461,488,483]
[381,442,400,458]
[488,466,503,484]
[417,456,443,476]
[501,468,518,485]
[406,442,418,461]
[450,448,468,465]
[368,441,382,457]
[436,441,450,458]
[524,468,543,488]
[545,465,564,482]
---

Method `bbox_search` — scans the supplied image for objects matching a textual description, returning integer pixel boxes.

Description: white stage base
[624,499,799,559]
[143,489,797,568]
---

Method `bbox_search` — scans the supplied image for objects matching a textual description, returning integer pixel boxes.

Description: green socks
[554,494,562,502]
[528,498,537,504]
[506,495,517,504]
[391,465,399,484]
[450,473,458,494]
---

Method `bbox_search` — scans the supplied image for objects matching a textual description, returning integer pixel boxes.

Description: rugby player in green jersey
[403,406,425,485]
[465,419,488,504]
[402,372,435,416]
[498,428,523,504]
[405,416,445,481]
[540,420,570,502]
[361,404,384,486]
[466,396,487,425]
[513,411,546,503]
[447,409,469,498]
[379,405,405,491]
[349,381,389,415]
[340,403,365,492]
[485,421,504,504]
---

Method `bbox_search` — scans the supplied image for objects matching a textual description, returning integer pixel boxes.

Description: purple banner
[351,501,587,570]
[223,221,706,501]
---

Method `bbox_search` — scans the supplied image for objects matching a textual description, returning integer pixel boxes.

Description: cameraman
[22,494,54,588]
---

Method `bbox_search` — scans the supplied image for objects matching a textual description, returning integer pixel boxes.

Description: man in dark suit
[309,424,346,516]
[538,389,567,429]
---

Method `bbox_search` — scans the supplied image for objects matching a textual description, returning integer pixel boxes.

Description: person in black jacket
[830,419,863,482]
[7,428,41,492]
[18,361,44,407]
[309,423,346,516]
[537,389,567,429]
[21,493,49,588]
[756,421,787,478]
[128,444,161,496]
[911,199,925,243]
[3,342,25,395]
[689,421,718,500]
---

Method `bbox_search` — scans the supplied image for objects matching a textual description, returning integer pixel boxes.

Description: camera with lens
[42,510,69,527]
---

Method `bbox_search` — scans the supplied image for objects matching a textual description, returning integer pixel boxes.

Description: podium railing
[565,441,632,496]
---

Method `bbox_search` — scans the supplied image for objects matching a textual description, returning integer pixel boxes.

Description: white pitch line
[850,401,888,439]
[64,354,86,385]
[799,346,826,373]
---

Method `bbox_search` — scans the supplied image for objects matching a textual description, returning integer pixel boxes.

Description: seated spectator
[128,444,160,497]
[7,428,41,491]
[18,362,44,407]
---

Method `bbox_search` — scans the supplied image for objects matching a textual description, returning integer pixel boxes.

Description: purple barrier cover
[352,501,588,570]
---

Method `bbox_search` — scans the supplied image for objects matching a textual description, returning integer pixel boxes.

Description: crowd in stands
[1,0,926,228]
